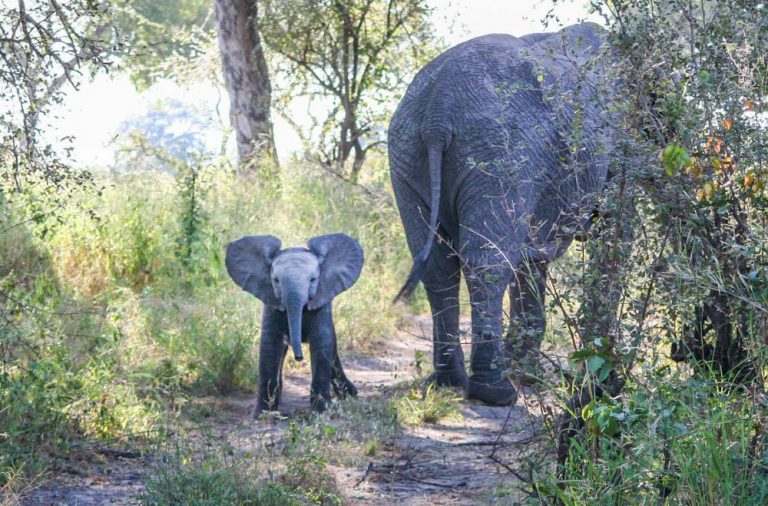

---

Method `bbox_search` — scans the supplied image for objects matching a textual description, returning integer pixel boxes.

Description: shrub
[543,377,768,505]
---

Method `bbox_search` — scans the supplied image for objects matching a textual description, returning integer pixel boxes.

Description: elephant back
[389,23,620,263]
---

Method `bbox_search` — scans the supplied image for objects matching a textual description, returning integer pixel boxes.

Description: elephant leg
[506,260,548,385]
[254,309,289,417]
[465,268,518,406]
[308,308,334,413]
[423,242,467,388]
[391,165,467,388]
[330,336,357,399]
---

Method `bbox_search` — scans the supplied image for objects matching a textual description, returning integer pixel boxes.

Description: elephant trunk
[283,286,306,361]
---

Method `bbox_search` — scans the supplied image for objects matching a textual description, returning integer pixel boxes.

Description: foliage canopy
[260,0,441,180]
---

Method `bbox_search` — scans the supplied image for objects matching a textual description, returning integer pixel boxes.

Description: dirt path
[21,317,544,505]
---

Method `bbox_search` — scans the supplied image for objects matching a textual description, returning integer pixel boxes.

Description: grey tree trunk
[213,0,277,172]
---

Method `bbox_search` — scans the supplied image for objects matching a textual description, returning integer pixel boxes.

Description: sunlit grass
[392,383,463,426]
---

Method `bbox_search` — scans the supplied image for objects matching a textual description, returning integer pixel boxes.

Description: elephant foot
[425,369,469,389]
[508,360,544,388]
[252,404,279,419]
[252,396,279,419]
[310,393,330,413]
[332,378,358,399]
[466,376,518,406]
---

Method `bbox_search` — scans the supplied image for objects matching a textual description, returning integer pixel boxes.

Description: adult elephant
[389,23,617,406]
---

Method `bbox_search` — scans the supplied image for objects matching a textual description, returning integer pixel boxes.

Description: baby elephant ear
[226,235,282,307]
[307,233,364,310]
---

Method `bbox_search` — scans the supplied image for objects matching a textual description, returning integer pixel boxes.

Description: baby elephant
[226,233,363,415]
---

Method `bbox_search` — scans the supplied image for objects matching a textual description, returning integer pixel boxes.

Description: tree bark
[213,0,277,172]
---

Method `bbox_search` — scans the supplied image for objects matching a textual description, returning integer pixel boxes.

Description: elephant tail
[395,141,443,302]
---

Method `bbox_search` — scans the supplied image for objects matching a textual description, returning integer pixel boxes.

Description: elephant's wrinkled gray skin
[226,233,364,415]
[389,23,617,406]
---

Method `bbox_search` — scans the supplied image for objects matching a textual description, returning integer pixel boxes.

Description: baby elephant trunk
[284,289,306,361]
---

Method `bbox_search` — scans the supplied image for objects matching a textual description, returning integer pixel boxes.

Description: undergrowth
[140,452,319,506]
[507,364,768,505]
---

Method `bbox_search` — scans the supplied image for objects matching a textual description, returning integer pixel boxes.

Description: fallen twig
[94,446,143,459]
[451,435,538,447]
[354,462,374,488]
[396,471,467,488]
[489,453,532,484]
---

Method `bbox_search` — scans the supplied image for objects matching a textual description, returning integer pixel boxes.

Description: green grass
[9,155,768,505]
[140,453,317,506]
[392,382,463,426]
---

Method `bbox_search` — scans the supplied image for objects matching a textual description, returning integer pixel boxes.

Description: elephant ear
[307,233,364,310]
[226,235,282,307]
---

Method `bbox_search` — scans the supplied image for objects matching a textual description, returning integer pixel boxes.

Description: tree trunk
[213,0,277,173]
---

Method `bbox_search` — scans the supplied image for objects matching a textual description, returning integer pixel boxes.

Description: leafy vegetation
[502,1,768,503]
[114,0,216,90]
[0,0,111,202]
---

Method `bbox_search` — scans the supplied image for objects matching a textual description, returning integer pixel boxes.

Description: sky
[47,0,598,168]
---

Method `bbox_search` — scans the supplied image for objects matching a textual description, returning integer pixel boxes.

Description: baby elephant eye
[272,278,279,284]
[310,277,317,283]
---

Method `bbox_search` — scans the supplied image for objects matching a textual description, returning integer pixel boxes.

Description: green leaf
[597,363,612,382]
[587,355,606,373]
[581,399,597,421]
[568,349,595,368]
[661,144,692,175]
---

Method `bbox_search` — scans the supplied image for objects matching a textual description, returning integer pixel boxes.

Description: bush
[543,377,768,505]
[508,2,768,502]
[0,294,157,486]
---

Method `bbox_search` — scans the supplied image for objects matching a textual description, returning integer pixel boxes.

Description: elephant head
[225,233,364,361]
